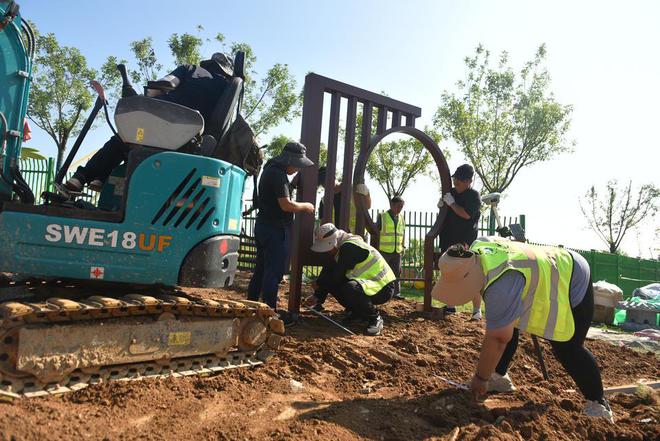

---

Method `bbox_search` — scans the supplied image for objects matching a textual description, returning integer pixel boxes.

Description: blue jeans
[247,221,291,309]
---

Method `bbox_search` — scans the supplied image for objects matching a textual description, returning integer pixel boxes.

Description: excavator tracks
[0,289,284,398]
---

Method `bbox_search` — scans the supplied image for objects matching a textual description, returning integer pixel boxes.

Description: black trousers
[73,135,129,184]
[381,251,402,295]
[495,280,604,402]
[316,266,394,319]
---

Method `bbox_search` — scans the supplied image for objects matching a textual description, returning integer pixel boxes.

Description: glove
[355,183,370,196]
[437,198,444,208]
[443,193,455,206]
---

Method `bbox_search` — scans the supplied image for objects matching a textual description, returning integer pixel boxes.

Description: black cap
[452,164,474,180]
[200,52,235,78]
[273,142,314,169]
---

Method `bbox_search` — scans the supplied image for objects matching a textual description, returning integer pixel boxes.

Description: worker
[247,142,315,315]
[437,163,482,319]
[377,196,406,300]
[431,238,614,422]
[304,223,396,335]
[64,53,233,193]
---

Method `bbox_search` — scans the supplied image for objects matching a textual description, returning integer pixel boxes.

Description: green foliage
[264,134,327,166]
[366,127,440,199]
[580,180,659,254]
[168,33,203,66]
[28,31,96,170]
[402,238,424,266]
[343,105,441,198]
[99,55,127,103]
[102,30,300,140]
[242,61,300,136]
[20,147,46,160]
[130,37,162,84]
[434,44,573,193]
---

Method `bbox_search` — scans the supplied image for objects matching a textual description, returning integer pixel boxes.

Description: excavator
[0,1,283,396]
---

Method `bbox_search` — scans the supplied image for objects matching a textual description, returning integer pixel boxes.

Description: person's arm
[272,169,314,214]
[470,271,525,399]
[330,242,368,286]
[445,191,480,220]
[448,203,471,220]
[471,323,515,399]
[354,184,372,210]
[278,197,314,214]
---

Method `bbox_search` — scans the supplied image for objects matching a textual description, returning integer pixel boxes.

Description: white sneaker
[366,315,383,336]
[470,310,482,321]
[487,372,516,392]
[584,400,614,423]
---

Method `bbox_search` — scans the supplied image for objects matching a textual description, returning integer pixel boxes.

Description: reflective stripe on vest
[379,211,405,253]
[337,238,396,296]
[471,238,575,342]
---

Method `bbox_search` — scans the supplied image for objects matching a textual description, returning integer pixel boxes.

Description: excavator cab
[0,1,281,396]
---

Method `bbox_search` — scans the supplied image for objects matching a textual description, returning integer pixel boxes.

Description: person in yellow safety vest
[377,196,406,300]
[431,238,614,423]
[304,223,396,335]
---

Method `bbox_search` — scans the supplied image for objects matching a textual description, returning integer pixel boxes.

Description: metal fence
[530,242,660,297]
[20,156,658,294]
[238,209,525,279]
[19,157,54,197]
[19,157,100,204]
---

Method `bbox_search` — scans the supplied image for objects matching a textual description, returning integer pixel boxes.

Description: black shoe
[444,306,456,314]
[366,314,384,336]
[392,293,405,300]
[276,309,299,327]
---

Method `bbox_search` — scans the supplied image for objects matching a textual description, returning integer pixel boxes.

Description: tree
[168,33,203,66]
[580,180,659,254]
[130,37,162,84]
[28,31,97,171]
[263,134,327,167]
[102,30,300,139]
[434,44,573,194]
[366,128,440,199]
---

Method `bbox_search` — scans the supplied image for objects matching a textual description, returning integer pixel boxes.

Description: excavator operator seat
[114,97,204,150]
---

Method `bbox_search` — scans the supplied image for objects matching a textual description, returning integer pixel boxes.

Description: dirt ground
[1,273,658,441]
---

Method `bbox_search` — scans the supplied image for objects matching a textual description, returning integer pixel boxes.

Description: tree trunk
[56,147,65,175]
[609,243,617,254]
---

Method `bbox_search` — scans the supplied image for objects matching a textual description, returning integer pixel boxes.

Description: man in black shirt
[65,55,231,192]
[247,142,315,310]
[438,164,482,319]
[303,223,396,336]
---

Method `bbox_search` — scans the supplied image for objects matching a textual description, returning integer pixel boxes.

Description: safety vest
[379,211,405,253]
[471,239,576,342]
[336,236,396,296]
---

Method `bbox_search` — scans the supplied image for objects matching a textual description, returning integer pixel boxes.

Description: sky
[16,0,660,258]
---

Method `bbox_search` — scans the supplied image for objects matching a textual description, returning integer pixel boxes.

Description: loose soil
[1,273,658,440]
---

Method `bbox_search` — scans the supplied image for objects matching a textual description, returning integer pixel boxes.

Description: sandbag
[593,280,623,308]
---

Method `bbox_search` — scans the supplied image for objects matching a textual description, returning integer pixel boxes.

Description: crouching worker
[432,238,614,423]
[304,223,396,336]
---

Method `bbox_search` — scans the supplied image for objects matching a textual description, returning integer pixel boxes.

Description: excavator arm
[0,0,34,202]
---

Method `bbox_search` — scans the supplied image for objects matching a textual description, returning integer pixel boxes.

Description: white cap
[311,223,340,253]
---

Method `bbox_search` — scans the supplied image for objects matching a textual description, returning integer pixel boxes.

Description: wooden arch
[353,126,452,311]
